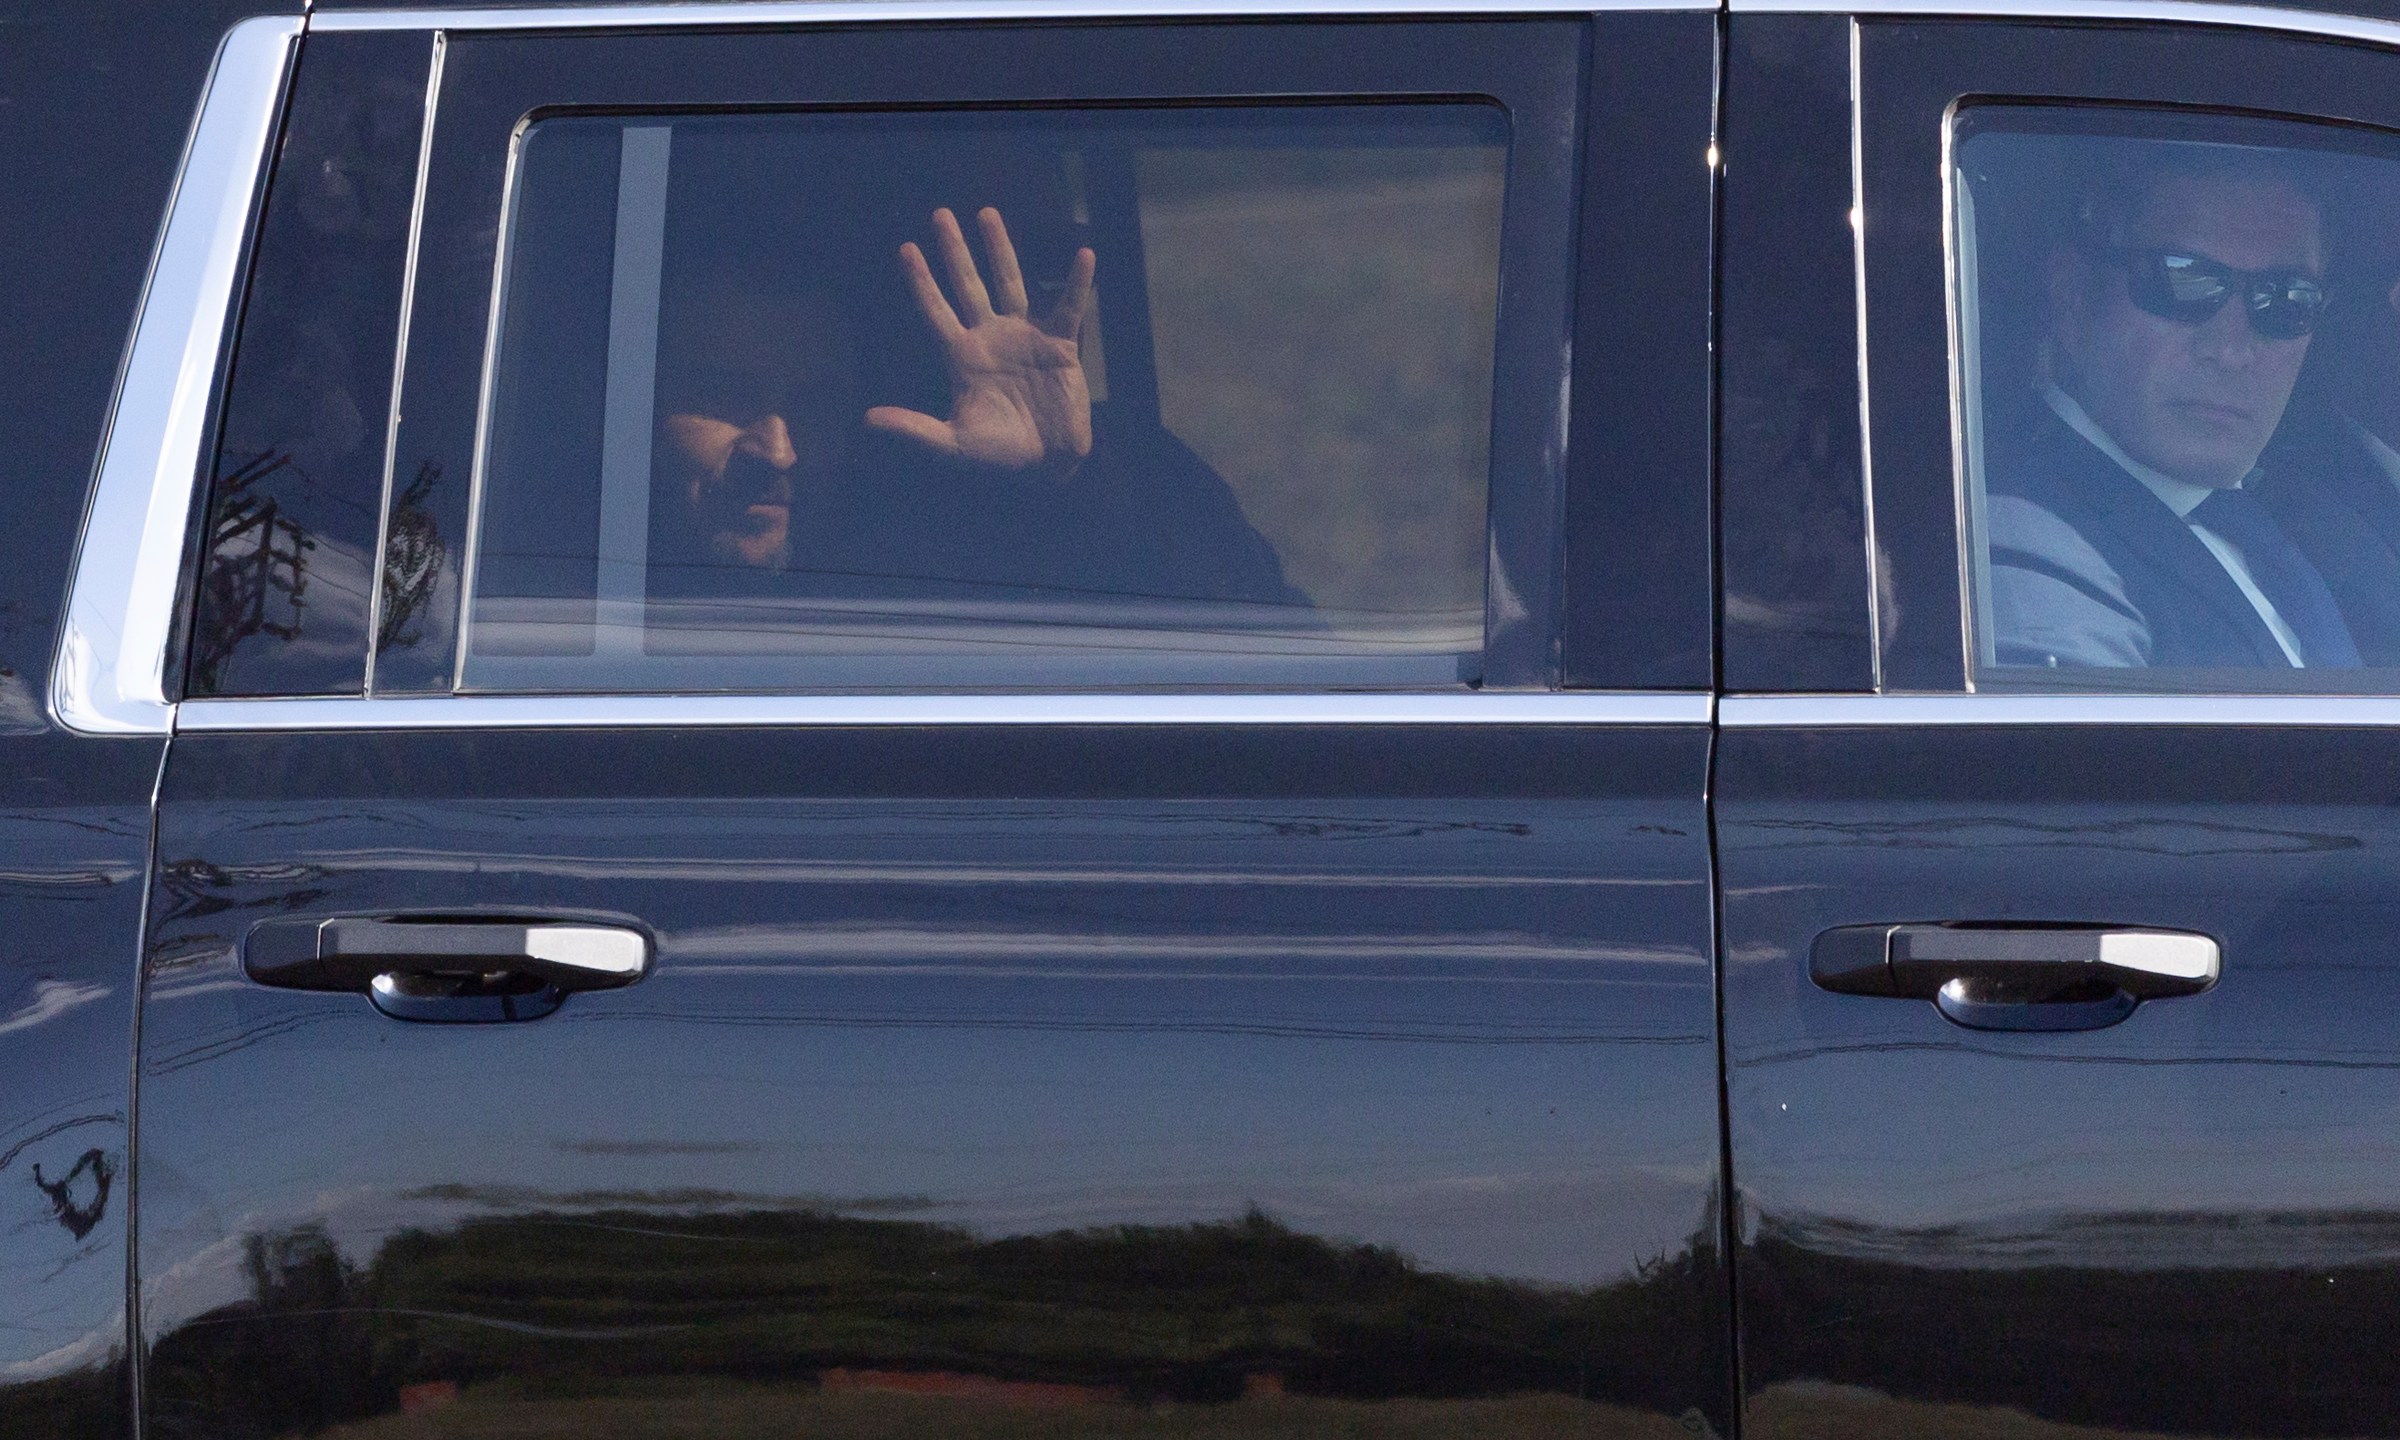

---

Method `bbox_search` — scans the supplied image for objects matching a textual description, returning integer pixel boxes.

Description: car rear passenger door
[88,8,1733,1436]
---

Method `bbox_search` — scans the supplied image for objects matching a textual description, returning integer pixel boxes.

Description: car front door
[1720,9,2400,1437]
[93,8,1734,1436]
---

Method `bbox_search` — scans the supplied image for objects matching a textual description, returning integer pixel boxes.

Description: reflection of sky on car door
[0,793,150,1378]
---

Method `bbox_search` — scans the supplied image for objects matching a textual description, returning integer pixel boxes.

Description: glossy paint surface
[0,739,161,1440]
[0,2,297,1434]
[142,724,1728,1436]
[1720,724,2400,1438]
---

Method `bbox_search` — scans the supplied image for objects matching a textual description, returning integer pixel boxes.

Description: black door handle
[245,917,650,1023]
[1812,924,2218,1031]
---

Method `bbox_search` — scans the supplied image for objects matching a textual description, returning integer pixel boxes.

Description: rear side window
[170,20,1596,700]
[465,105,1507,692]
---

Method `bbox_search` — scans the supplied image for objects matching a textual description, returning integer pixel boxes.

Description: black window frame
[1562,8,1719,692]
[1718,12,1875,694]
[362,17,1593,696]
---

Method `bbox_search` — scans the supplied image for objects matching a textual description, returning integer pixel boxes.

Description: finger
[1047,246,1097,341]
[929,207,993,323]
[897,242,965,342]
[864,405,963,458]
[978,207,1030,317]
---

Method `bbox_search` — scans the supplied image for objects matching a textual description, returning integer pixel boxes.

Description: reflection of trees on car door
[139,725,1731,1437]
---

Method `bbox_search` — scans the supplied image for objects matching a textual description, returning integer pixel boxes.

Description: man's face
[2053,171,2323,489]
[658,412,798,570]
[654,285,857,570]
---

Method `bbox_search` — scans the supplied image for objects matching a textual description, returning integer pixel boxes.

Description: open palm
[866,206,1097,475]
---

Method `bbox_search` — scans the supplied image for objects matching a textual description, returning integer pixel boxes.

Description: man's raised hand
[865,206,1097,476]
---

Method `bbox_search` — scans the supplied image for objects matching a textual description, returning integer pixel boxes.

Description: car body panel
[0,3,299,1434]
[1720,722,2400,1438]
[138,724,1731,1435]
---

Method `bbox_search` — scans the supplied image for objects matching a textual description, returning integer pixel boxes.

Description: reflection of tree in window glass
[1955,109,2400,686]
[467,106,1505,694]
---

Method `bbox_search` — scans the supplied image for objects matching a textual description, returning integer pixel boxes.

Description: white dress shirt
[2043,385,2307,666]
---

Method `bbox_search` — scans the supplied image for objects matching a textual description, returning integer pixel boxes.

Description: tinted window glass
[186,32,428,697]
[1955,107,2400,688]
[465,106,1505,691]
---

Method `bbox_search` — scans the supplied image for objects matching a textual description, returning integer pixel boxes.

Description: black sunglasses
[2097,246,2330,341]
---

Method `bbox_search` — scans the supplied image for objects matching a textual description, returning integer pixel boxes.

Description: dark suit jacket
[2258,406,2400,666]
[660,406,1307,612]
[808,408,1306,609]
[1987,419,2304,669]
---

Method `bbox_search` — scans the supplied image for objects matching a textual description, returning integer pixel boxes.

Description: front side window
[1955,107,2400,688]
[465,105,1506,691]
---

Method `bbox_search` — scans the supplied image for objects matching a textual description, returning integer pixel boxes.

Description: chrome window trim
[1939,97,1984,684]
[363,32,448,692]
[1847,17,1884,689]
[447,113,537,691]
[313,0,1711,30]
[1731,0,2400,45]
[1720,693,2400,726]
[176,691,1715,731]
[83,0,2400,741]
[50,16,302,737]
[53,1,1696,737]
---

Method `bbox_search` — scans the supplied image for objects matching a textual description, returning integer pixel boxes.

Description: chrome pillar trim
[363,32,448,693]
[51,17,302,737]
[1720,693,2400,727]
[312,0,1710,28]
[448,114,537,691]
[1728,0,2400,51]
[1939,99,1983,685]
[176,690,1715,731]
[1848,18,1883,688]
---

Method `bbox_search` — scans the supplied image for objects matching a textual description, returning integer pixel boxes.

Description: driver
[1985,156,2369,668]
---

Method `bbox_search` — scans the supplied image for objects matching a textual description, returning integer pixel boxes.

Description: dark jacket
[1984,416,2400,669]
[2257,405,2400,667]
[786,408,1303,610]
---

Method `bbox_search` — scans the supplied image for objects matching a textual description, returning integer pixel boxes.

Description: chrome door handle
[245,917,650,1023]
[1812,924,2218,1031]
